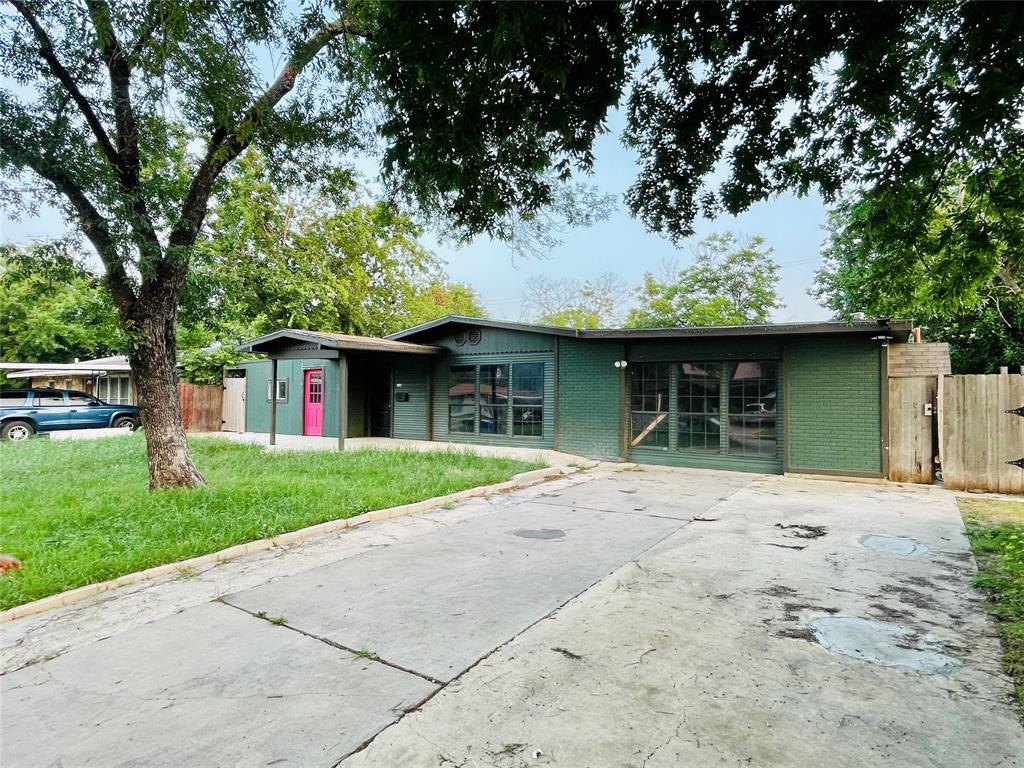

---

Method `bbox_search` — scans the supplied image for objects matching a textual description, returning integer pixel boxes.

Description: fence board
[941,372,1024,493]
[177,382,223,433]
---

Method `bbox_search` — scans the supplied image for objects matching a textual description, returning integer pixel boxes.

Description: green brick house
[235,316,913,477]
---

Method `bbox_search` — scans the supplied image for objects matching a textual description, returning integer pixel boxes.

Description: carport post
[338,353,348,451]
[269,357,277,447]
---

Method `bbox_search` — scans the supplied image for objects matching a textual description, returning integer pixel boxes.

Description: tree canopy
[0,241,123,364]
[812,155,1024,373]
[522,273,629,329]
[627,234,782,328]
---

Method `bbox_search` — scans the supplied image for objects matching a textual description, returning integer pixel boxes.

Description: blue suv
[0,388,141,441]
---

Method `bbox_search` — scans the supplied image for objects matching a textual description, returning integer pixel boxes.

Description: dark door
[369,367,392,437]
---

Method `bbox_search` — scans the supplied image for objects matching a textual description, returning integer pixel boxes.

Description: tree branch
[9,0,120,170]
[85,1,163,269]
[167,16,360,255]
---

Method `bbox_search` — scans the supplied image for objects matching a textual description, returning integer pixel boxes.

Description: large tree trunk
[129,306,206,490]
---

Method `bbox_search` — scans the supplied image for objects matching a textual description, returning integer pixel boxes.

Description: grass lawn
[960,496,1024,721]
[0,434,541,610]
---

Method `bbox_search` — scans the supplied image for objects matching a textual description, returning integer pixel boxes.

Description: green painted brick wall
[556,338,625,460]
[786,337,883,474]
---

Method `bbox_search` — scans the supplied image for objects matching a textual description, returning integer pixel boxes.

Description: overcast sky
[0,107,832,325]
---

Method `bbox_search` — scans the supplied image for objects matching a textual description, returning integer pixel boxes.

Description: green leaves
[627,233,782,328]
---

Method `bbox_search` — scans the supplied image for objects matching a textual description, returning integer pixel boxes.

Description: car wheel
[2,420,35,442]
[112,416,138,431]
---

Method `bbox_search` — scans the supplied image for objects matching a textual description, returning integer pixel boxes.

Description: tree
[522,273,629,329]
[5,2,1023,486]
[0,242,123,364]
[186,150,483,341]
[812,158,1024,373]
[627,234,782,328]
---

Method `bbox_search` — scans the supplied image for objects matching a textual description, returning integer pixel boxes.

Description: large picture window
[677,362,722,452]
[512,363,544,436]
[448,366,477,434]
[448,362,544,438]
[727,361,778,457]
[630,363,670,449]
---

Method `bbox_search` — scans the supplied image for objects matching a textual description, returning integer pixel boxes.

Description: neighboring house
[236,316,923,478]
[4,356,136,404]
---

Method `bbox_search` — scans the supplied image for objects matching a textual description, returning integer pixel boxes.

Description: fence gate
[177,382,224,433]
[941,372,1024,493]
[222,374,246,432]
[888,376,936,483]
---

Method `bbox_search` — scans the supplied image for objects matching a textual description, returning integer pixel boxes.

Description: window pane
[0,391,28,406]
[34,392,65,407]
[677,362,721,453]
[478,364,508,435]
[511,363,543,437]
[448,366,476,434]
[629,363,670,449]
[67,393,96,405]
[727,361,778,457]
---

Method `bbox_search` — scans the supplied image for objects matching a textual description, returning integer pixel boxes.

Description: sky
[0,109,832,325]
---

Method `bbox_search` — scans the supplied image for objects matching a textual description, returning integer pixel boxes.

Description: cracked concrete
[3,466,1022,767]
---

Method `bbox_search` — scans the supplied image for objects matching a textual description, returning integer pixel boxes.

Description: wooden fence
[177,382,223,433]
[940,372,1024,493]
[888,376,937,484]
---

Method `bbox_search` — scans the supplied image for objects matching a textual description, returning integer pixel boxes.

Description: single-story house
[234,316,915,478]
[2,356,136,404]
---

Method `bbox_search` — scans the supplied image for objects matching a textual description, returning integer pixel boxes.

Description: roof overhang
[0,361,132,378]
[388,315,915,342]
[236,329,444,357]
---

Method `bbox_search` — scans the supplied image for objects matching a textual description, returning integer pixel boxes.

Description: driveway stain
[511,528,565,540]
[860,534,929,557]
[808,616,961,674]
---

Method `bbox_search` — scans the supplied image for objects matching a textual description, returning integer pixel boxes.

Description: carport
[235,330,443,450]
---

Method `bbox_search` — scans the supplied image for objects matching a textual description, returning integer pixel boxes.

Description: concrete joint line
[218,598,445,687]
[0,466,580,626]
[329,478,754,766]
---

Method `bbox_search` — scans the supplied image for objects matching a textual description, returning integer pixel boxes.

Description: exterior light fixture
[613,360,629,369]
[870,334,893,348]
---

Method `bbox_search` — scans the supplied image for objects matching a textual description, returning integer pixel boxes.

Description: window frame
[511,362,544,438]
[676,361,723,454]
[266,378,288,404]
[629,363,671,450]
[447,361,545,439]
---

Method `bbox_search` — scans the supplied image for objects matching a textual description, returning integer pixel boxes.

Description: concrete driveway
[2,465,1022,767]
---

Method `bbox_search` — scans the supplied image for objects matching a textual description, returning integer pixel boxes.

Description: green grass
[0,434,540,610]
[960,497,1024,722]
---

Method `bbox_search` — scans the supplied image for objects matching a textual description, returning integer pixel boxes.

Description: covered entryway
[235,330,443,449]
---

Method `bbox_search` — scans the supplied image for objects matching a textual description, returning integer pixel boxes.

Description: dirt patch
[782,602,840,622]
[869,602,912,621]
[880,584,940,611]
[762,584,798,597]
[776,627,816,642]
[775,523,829,539]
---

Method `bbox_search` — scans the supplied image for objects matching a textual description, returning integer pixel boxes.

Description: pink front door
[303,369,324,436]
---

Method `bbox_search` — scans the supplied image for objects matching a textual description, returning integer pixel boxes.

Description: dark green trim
[880,345,890,479]
[631,448,782,474]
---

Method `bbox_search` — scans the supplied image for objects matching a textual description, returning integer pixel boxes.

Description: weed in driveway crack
[551,646,583,660]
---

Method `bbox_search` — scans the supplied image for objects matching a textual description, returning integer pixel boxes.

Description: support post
[270,357,278,447]
[338,354,348,451]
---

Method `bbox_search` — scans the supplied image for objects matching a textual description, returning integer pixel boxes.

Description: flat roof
[387,315,914,341]
[236,329,445,356]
